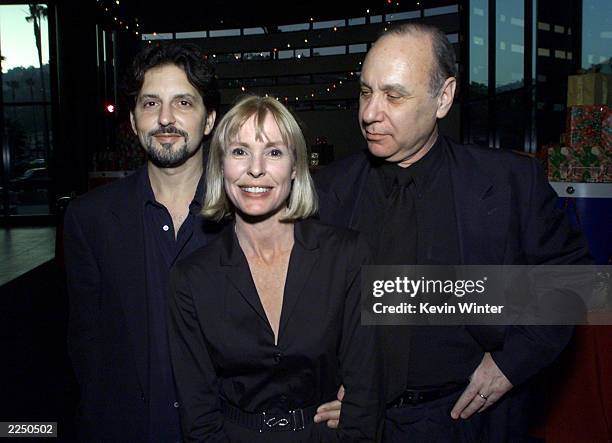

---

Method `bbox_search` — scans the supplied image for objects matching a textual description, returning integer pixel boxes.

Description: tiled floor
[0,227,56,286]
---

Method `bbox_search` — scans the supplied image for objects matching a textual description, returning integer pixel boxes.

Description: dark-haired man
[64,43,219,442]
[315,24,590,441]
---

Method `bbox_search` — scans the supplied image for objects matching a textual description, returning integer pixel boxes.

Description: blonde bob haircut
[202,95,318,222]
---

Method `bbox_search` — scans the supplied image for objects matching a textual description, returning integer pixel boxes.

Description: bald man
[314,23,590,442]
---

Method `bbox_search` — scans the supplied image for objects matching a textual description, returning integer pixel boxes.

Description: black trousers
[383,386,539,443]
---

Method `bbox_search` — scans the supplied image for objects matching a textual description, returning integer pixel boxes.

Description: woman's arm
[167,264,230,443]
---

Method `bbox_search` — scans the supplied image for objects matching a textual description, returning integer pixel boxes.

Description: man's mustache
[148,126,188,138]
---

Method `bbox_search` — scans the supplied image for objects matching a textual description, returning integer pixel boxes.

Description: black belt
[387,383,467,408]
[221,401,317,432]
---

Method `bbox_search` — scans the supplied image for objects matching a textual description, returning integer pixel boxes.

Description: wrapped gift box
[566,105,607,149]
[548,146,611,183]
[603,107,612,151]
[567,73,612,106]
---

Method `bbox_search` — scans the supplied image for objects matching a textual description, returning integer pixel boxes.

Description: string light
[98,0,417,98]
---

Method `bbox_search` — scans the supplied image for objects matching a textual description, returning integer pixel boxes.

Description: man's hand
[314,385,344,428]
[451,352,513,420]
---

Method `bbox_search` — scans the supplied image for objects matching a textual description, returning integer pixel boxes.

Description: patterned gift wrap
[603,107,612,151]
[566,105,607,149]
[548,146,611,183]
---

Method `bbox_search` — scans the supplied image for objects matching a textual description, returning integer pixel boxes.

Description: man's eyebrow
[381,83,410,95]
[138,93,160,101]
[138,93,198,101]
[174,93,198,101]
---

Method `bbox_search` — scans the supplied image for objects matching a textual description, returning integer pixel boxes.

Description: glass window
[175,31,206,39]
[469,0,488,96]
[278,23,310,32]
[278,50,293,59]
[370,15,383,23]
[243,27,265,35]
[1,4,53,216]
[447,33,459,44]
[209,28,240,37]
[312,73,349,84]
[496,0,525,149]
[313,100,349,111]
[348,17,366,26]
[582,0,612,69]
[141,32,172,40]
[215,53,241,62]
[424,5,459,17]
[349,43,368,54]
[313,46,346,56]
[496,0,524,90]
[537,22,551,31]
[313,19,345,30]
[243,51,271,61]
[295,48,311,58]
[385,11,420,22]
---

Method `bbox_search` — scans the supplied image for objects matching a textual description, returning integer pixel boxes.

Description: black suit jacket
[63,168,215,442]
[168,219,384,442]
[314,136,591,399]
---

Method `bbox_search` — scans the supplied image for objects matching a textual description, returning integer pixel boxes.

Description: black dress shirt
[168,219,383,442]
[355,138,485,387]
[141,169,213,442]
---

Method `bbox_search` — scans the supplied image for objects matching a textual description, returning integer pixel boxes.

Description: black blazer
[63,168,215,442]
[314,136,591,398]
[168,219,383,442]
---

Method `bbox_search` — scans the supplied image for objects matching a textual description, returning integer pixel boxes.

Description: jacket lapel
[219,225,271,330]
[446,140,511,265]
[108,170,149,396]
[278,221,320,338]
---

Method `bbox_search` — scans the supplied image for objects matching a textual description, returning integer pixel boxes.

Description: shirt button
[173,401,179,408]
[273,352,282,364]
[163,224,169,231]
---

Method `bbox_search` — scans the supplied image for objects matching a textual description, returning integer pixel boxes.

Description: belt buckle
[290,408,305,431]
[259,411,291,432]
[409,391,423,405]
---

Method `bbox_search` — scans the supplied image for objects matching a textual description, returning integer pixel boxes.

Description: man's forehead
[362,33,433,80]
[139,64,200,97]
[369,32,433,63]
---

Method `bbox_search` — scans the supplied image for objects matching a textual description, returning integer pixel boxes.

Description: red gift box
[602,107,611,152]
[566,105,607,150]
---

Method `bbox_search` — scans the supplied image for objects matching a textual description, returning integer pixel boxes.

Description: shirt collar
[140,165,205,214]
[374,135,444,197]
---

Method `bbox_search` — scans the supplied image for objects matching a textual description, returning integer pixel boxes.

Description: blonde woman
[168,95,382,442]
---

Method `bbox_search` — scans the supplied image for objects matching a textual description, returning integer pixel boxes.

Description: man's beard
[143,126,199,168]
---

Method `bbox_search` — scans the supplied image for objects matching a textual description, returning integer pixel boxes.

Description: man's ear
[204,110,217,135]
[130,112,137,135]
[436,77,457,119]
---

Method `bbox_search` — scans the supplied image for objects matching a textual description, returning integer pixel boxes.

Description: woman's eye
[269,149,283,157]
[231,147,246,156]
